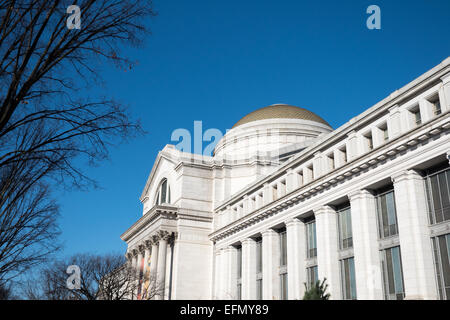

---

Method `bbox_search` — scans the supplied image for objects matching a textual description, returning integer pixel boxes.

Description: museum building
[121,57,450,300]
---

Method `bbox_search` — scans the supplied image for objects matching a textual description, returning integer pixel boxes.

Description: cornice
[210,114,449,242]
[120,204,178,242]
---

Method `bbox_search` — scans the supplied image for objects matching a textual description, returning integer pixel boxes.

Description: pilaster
[392,170,438,299]
[261,229,280,299]
[348,190,383,299]
[314,205,341,299]
[286,218,306,300]
[242,239,257,299]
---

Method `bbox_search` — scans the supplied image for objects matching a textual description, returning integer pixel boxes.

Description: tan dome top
[232,104,330,128]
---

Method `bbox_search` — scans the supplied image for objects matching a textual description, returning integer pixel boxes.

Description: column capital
[157,230,171,242]
[441,72,450,85]
[130,247,138,256]
[144,239,153,248]
[125,251,133,261]
[313,205,335,216]
[261,228,277,238]
[391,170,423,184]
[347,130,357,139]
[225,245,236,252]
[285,218,302,228]
[348,189,373,201]
[388,104,400,114]
[241,238,256,246]
[151,234,159,244]
[138,244,146,254]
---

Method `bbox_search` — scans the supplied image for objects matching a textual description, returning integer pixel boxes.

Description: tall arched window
[155,178,171,205]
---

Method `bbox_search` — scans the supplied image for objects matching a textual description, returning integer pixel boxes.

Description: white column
[314,206,341,300]
[135,247,144,299]
[286,218,306,300]
[141,243,151,299]
[218,248,227,299]
[130,250,138,300]
[156,232,169,300]
[441,73,450,113]
[131,250,137,270]
[242,238,257,299]
[262,229,280,300]
[164,239,173,300]
[149,238,159,288]
[214,249,221,299]
[392,170,438,300]
[224,246,237,299]
[348,190,383,300]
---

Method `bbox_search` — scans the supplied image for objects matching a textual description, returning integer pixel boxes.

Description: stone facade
[121,57,450,300]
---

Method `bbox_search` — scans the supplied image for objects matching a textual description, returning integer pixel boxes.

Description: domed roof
[232,104,330,128]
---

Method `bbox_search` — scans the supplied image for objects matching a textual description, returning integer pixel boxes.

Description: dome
[232,104,330,128]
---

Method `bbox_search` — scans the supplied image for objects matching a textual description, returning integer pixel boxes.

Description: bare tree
[21,253,163,300]
[0,1,155,283]
[0,282,16,299]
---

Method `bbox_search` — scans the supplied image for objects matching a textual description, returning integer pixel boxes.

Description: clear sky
[56,0,450,257]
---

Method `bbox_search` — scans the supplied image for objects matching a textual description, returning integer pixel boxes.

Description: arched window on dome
[155,178,171,205]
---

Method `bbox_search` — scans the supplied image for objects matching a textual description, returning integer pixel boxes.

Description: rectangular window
[297,171,304,187]
[256,279,263,300]
[340,146,348,164]
[237,246,242,300]
[340,257,357,300]
[338,206,353,250]
[378,123,389,142]
[280,180,286,197]
[364,131,373,151]
[380,246,405,300]
[280,230,287,267]
[272,184,278,201]
[432,234,450,300]
[279,229,288,300]
[306,266,318,289]
[376,188,399,238]
[432,99,442,115]
[425,166,450,224]
[256,238,263,300]
[306,220,317,258]
[280,273,288,300]
[327,153,335,171]
[409,105,421,126]
[256,239,262,273]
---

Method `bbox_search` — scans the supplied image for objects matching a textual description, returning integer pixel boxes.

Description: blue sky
[56,0,450,257]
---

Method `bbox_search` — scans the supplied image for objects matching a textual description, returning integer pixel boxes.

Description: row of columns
[127,230,174,300]
[215,168,442,300]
